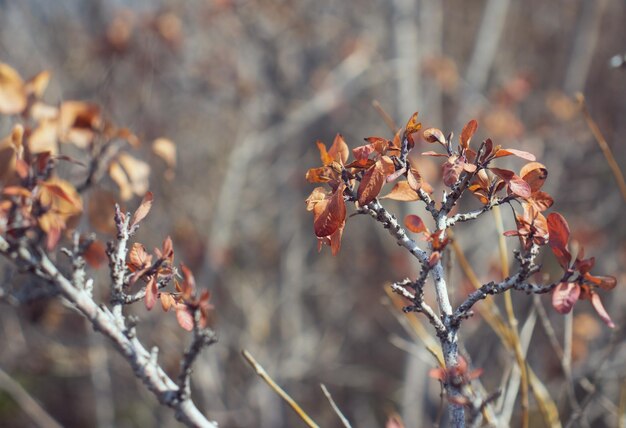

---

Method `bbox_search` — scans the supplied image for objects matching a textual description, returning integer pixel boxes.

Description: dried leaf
[589,293,615,328]
[0,63,27,114]
[88,189,118,234]
[128,243,152,271]
[423,128,446,145]
[382,181,419,201]
[547,212,571,268]
[552,282,580,314]
[403,112,421,149]
[494,148,536,161]
[176,304,194,331]
[59,101,102,147]
[314,184,346,237]
[131,191,153,228]
[460,119,478,149]
[584,274,617,290]
[508,176,532,198]
[84,240,107,268]
[25,70,51,98]
[520,162,548,192]
[442,155,464,187]
[152,138,176,179]
[357,157,395,206]
[144,277,158,310]
[328,134,349,165]
[404,214,427,234]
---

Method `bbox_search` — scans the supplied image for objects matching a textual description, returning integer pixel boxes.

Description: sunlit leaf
[314,184,346,237]
[176,304,194,331]
[547,212,571,268]
[131,191,153,228]
[423,128,445,145]
[381,181,419,201]
[460,119,478,149]
[0,63,27,114]
[494,148,536,161]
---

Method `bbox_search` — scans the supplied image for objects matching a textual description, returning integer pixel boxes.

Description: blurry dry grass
[1,0,625,427]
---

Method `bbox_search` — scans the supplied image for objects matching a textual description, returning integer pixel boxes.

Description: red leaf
[547,212,571,268]
[442,155,464,187]
[404,214,427,233]
[180,263,197,299]
[131,191,153,228]
[589,293,615,328]
[552,282,580,314]
[460,119,478,149]
[176,304,194,331]
[508,176,532,198]
[314,184,346,237]
[144,277,158,310]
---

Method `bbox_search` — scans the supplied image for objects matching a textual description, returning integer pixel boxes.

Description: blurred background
[1,0,625,426]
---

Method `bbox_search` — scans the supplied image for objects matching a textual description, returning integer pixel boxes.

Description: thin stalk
[493,206,529,428]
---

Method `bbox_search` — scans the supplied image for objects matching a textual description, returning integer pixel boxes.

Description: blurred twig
[576,93,626,202]
[493,206,529,428]
[0,366,63,428]
[320,384,352,428]
[242,350,319,428]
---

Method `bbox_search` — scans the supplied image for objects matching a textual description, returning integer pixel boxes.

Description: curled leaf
[314,184,346,237]
[423,128,446,145]
[589,293,615,328]
[552,282,580,314]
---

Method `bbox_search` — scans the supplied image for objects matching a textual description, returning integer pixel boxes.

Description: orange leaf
[314,184,346,237]
[131,191,153,228]
[423,128,445,145]
[494,148,536,161]
[357,157,394,206]
[403,112,421,149]
[381,181,419,201]
[84,240,107,268]
[520,162,547,193]
[404,214,427,234]
[328,134,349,165]
[0,63,27,114]
[460,119,478,149]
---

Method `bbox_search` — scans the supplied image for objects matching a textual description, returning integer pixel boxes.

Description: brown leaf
[144,277,158,310]
[88,189,118,234]
[520,162,547,193]
[152,138,176,179]
[460,119,478,149]
[442,155,464,187]
[305,166,333,183]
[131,191,153,228]
[176,304,194,331]
[160,292,175,312]
[328,134,349,165]
[314,184,346,237]
[84,240,107,268]
[547,212,571,268]
[24,70,51,98]
[58,101,102,147]
[589,293,615,328]
[0,63,27,114]
[357,157,394,206]
[382,181,419,201]
[403,112,421,149]
[423,128,446,145]
[508,176,532,198]
[404,215,427,234]
[552,282,580,314]
[128,243,153,271]
[494,148,536,161]
[180,263,197,299]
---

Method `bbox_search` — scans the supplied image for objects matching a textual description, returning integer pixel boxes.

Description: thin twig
[242,350,319,428]
[0,366,64,428]
[320,384,352,428]
[576,93,626,202]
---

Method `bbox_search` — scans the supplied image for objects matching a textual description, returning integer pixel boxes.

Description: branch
[0,236,218,428]
[446,195,514,227]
